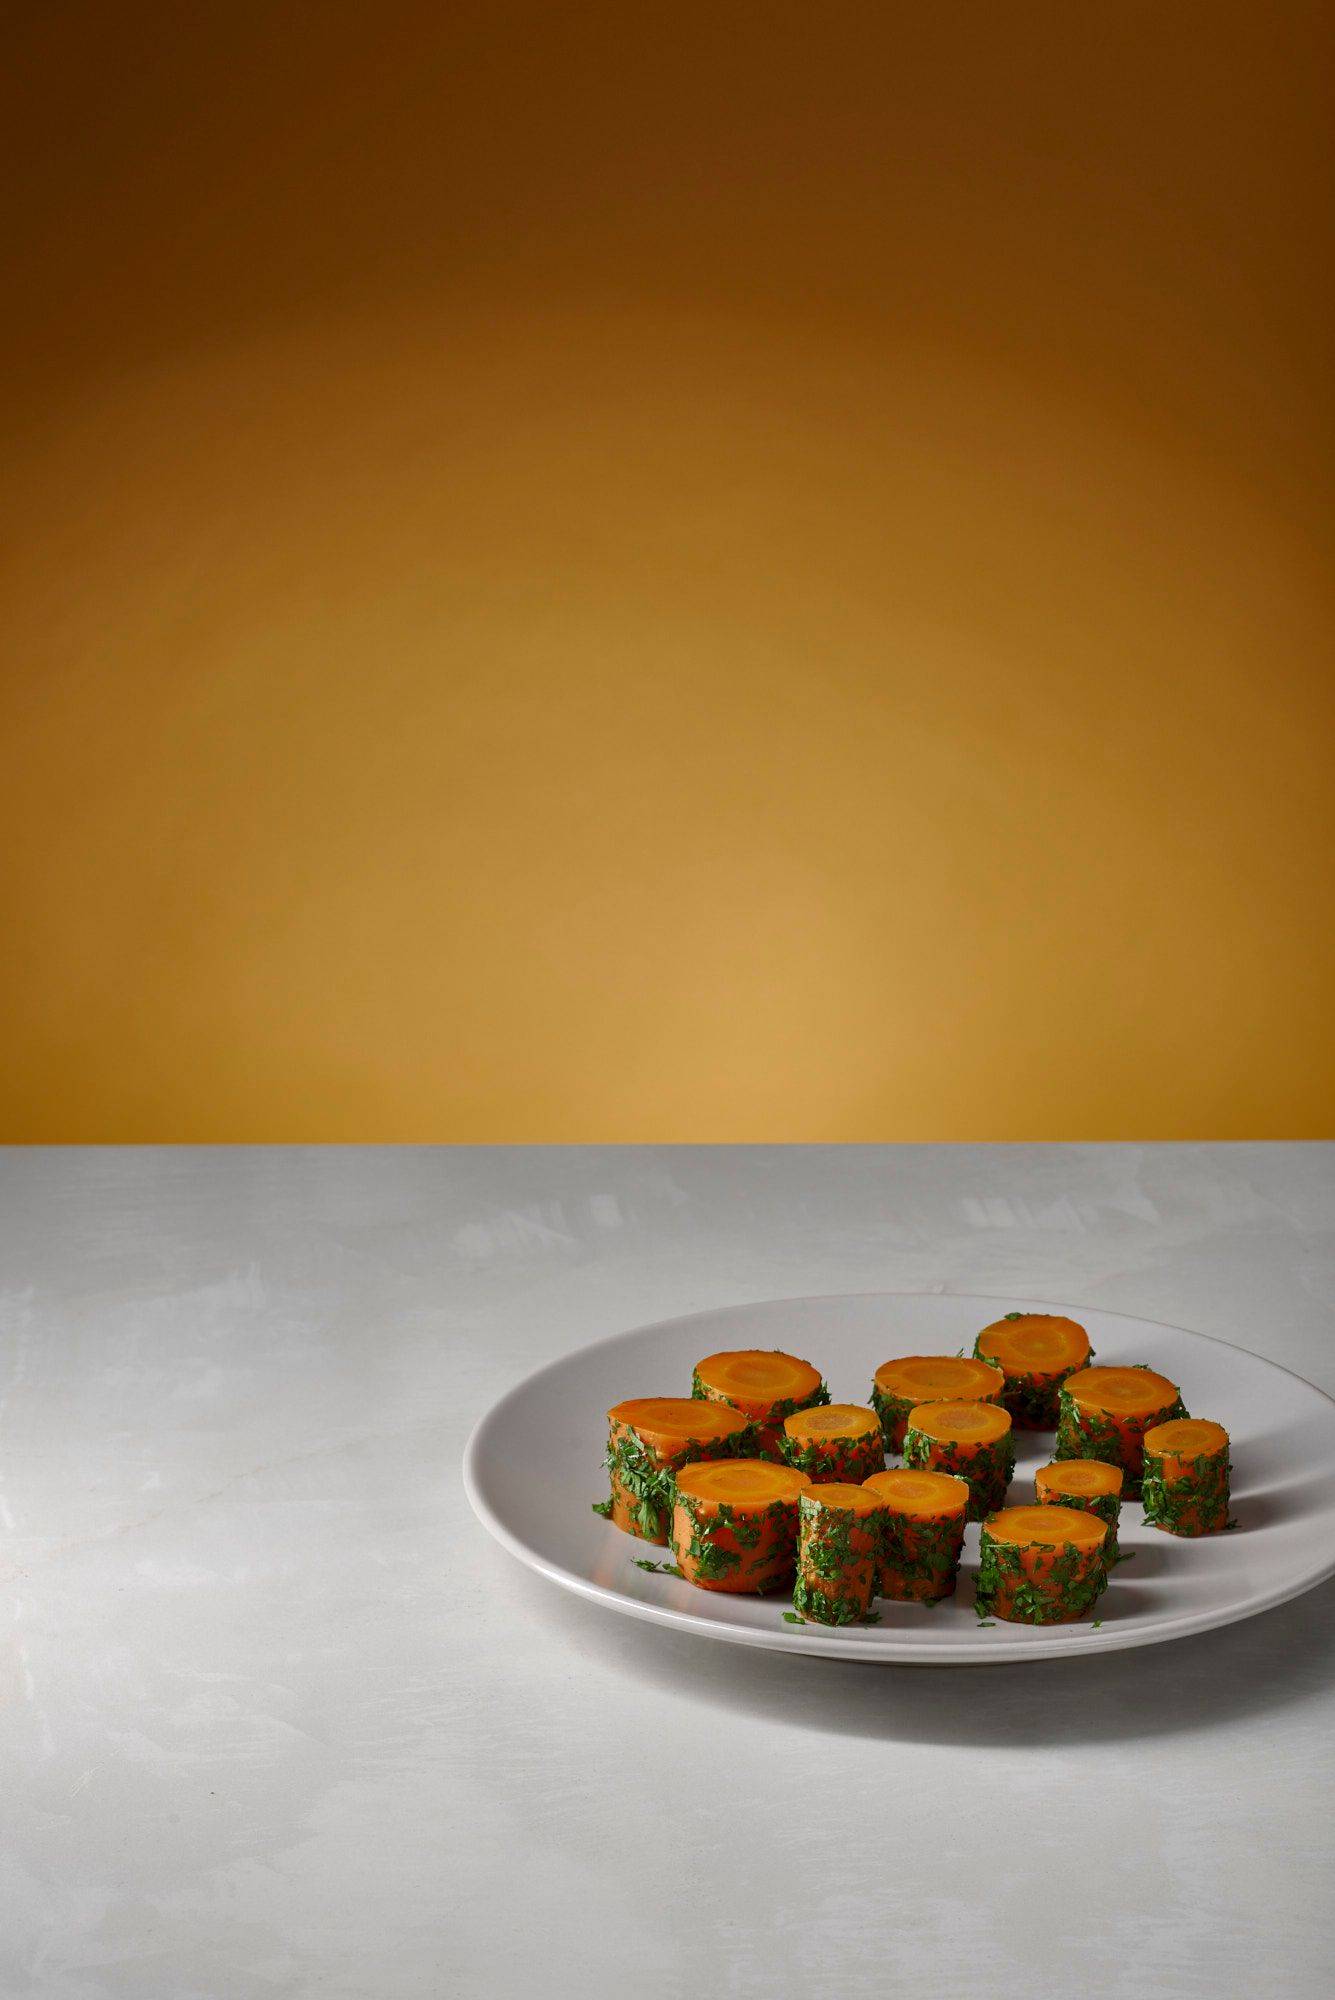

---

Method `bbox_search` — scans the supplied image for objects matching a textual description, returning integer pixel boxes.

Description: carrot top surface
[693,1349,822,1407]
[800,1482,883,1516]
[607,1398,749,1444]
[873,1355,1002,1401]
[987,1504,1108,1550]
[975,1315,1091,1372]
[1143,1417,1229,1458]
[675,1459,810,1506]
[1062,1365,1180,1416]
[907,1400,1012,1446]
[784,1402,880,1445]
[864,1468,970,1518]
[1037,1459,1123,1497]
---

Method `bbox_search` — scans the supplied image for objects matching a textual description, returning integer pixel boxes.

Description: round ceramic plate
[463,1291,1335,1661]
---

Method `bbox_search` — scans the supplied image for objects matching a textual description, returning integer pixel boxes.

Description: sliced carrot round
[781,1403,884,1486]
[1141,1418,1232,1537]
[870,1357,1003,1453]
[1036,1460,1123,1499]
[607,1397,749,1445]
[793,1482,883,1623]
[785,1403,880,1446]
[1062,1366,1179,1417]
[1034,1457,1123,1557]
[1142,1417,1228,1459]
[671,1458,810,1592]
[976,1507,1109,1623]
[907,1400,1012,1446]
[799,1482,883,1515]
[867,1468,970,1602]
[873,1355,1004,1403]
[975,1315,1090,1374]
[864,1468,970,1518]
[675,1460,810,1506]
[603,1398,750,1544]
[693,1349,823,1412]
[902,1401,1014,1519]
[986,1504,1107,1550]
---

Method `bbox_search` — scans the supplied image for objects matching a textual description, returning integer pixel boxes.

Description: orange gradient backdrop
[2,5,1332,1139]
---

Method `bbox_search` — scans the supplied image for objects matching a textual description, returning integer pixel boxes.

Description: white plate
[463,1291,1335,1662]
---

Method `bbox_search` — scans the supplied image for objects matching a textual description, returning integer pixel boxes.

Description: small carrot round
[870,1355,1005,1453]
[973,1313,1092,1429]
[1141,1418,1232,1537]
[780,1403,885,1485]
[793,1484,885,1625]
[1054,1366,1185,1499]
[864,1468,970,1603]
[692,1349,829,1455]
[604,1398,750,1544]
[975,1505,1109,1624]
[670,1460,812,1591]
[902,1400,1015,1520]
[1035,1458,1123,1559]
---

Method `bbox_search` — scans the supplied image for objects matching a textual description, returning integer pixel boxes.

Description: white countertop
[3,1144,1333,1998]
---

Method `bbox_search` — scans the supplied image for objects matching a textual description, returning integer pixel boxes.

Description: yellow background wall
[3,4,1332,1139]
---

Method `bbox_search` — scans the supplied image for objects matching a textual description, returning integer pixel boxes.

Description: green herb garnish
[880,1504,968,1603]
[973,1525,1107,1625]
[779,1425,883,1483]
[1141,1443,1231,1537]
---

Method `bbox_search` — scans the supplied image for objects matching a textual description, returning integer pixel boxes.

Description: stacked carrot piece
[594,1321,1234,1627]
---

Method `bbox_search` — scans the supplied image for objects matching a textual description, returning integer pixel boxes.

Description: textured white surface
[2,1143,1333,1998]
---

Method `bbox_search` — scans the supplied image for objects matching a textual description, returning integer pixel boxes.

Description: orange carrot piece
[780,1403,884,1485]
[975,1505,1109,1624]
[692,1349,828,1455]
[1141,1418,1232,1536]
[670,1460,811,1591]
[901,1400,1014,1519]
[793,1484,885,1625]
[1054,1366,1185,1498]
[864,1467,970,1602]
[973,1314,1092,1428]
[870,1355,1005,1453]
[1035,1458,1123,1557]
[604,1398,750,1543]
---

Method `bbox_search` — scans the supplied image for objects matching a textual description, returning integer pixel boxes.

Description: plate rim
[462,1288,1335,1664]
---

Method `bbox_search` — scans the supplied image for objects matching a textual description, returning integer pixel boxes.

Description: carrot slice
[1141,1418,1232,1537]
[973,1314,1092,1429]
[864,1468,970,1603]
[677,1460,810,1504]
[1037,1460,1123,1496]
[608,1397,750,1441]
[975,1504,1109,1624]
[603,1398,750,1544]
[902,1400,1015,1520]
[863,1468,972,1517]
[1054,1366,1185,1499]
[870,1355,1005,1453]
[670,1460,811,1591]
[692,1348,828,1455]
[1035,1458,1123,1558]
[793,1484,885,1625]
[780,1403,885,1486]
